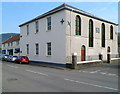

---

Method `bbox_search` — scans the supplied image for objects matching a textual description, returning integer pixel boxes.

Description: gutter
[19,6,118,27]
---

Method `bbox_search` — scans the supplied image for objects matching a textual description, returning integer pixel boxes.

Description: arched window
[110,25,113,40]
[75,15,81,35]
[101,23,105,47]
[89,19,94,47]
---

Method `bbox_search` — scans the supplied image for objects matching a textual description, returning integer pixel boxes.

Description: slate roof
[2,35,20,44]
[19,3,118,27]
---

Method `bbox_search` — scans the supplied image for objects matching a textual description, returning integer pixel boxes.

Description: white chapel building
[19,4,118,64]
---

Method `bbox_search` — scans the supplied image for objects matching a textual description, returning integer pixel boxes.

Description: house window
[89,19,94,47]
[36,21,39,33]
[35,43,39,55]
[47,42,51,56]
[101,23,105,47]
[27,24,29,35]
[75,15,81,35]
[16,41,19,45]
[47,17,51,30]
[26,44,29,54]
[110,25,113,40]
[8,43,10,46]
[11,42,13,46]
[3,44,5,47]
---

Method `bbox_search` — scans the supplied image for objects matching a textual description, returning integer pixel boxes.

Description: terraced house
[2,35,20,56]
[19,4,118,65]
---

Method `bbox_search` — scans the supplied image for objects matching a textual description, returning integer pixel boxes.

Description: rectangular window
[27,24,29,35]
[35,43,39,55]
[47,17,51,30]
[16,41,19,45]
[11,42,13,46]
[36,21,39,33]
[47,42,51,56]
[3,44,5,47]
[8,43,10,46]
[26,44,29,54]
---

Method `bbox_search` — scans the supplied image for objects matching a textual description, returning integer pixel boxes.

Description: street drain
[7,78,18,82]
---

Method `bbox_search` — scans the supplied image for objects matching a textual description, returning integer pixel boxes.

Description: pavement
[29,59,120,70]
[29,61,68,70]
[1,60,119,92]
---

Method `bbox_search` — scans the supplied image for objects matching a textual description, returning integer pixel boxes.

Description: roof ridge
[19,3,117,27]
[2,35,20,44]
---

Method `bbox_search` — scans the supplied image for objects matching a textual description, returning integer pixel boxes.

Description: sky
[1,2,119,34]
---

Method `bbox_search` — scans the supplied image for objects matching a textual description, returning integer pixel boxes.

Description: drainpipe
[70,9,73,63]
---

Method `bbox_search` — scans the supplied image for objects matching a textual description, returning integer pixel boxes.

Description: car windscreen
[13,56,18,58]
[22,56,28,59]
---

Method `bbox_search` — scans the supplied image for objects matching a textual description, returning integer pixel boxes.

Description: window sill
[46,30,51,32]
[35,32,39,34]
[88,47,94,49]
[34,54,39,56]
[46,55,51,57]
[75,35,81,36]
[101,47,105,49]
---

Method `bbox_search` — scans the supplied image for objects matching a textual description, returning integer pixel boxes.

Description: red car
[15,56,30,64]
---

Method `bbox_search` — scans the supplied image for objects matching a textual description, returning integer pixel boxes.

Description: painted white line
[64,78,118,91]
[25,69,48,76]
[100,72,107,75]
[7,65,18,69]
[89,70,101,74]
[82,71,89,73]
[108,73,117,76]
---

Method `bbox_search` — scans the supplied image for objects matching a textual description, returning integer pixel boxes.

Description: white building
[2,35,20,56]
[19,4,118,65]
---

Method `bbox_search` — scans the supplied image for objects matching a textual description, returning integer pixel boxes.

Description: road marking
[82,71,89,73]
[108,73,118,77]
[25,69,48,76]
[7,65,18,69]
[89,70,101,74]
[100,72,107,75]
[64,78,118,91]
[79,70,118,77]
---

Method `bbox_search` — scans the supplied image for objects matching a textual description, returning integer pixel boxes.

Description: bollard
[99,53,103,60]
[107,53,111,63]
[99,53,103,63]
[72,53,77,69]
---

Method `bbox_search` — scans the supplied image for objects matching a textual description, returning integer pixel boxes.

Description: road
[1,61,119,92]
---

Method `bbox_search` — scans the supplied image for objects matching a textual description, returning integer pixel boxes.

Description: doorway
[81,45,86,61]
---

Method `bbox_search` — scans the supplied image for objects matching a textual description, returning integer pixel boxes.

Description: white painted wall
[2,40,20,56]
[20,10,66,64]
[65,9,118,63]
[20,9,118,64]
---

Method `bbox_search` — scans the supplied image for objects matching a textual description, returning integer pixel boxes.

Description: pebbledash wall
[19,4,118,64]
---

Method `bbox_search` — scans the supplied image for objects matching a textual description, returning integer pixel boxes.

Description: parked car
[11,56,18,62]
[0,54,6,60]
[2,54,9,61]
[6,55,13,62]
[0,54,4,60]
[15,56,30,64]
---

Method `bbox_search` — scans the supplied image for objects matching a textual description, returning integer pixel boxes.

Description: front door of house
[81,45,85,61]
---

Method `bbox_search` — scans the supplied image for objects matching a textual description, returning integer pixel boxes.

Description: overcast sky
[1,2,118,34]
